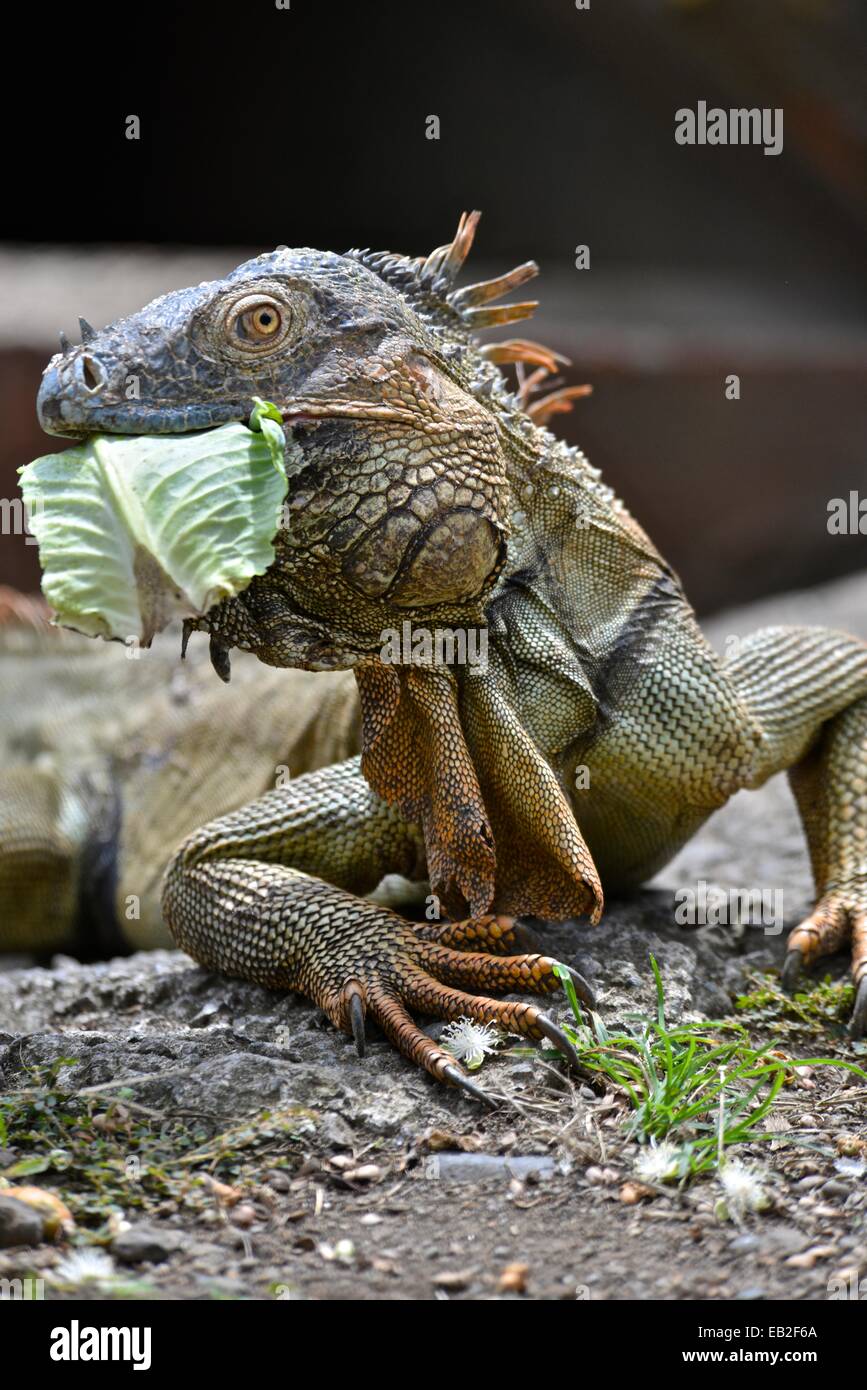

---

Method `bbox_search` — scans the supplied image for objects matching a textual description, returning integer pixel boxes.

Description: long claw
[782,947,804,993]
[209,634,232,683]
[349,991,366,1057]
[441,1063,498,1108]
[850,978,867,1040]
[535,1012,584,1073]
[562,963,596,1010]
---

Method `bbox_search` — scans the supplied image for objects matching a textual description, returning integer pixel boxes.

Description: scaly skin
[0,598,360,953]
[31,212,867,1096]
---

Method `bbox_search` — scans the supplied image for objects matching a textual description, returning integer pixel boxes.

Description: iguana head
[37,223,509,439]
[37,214,560,674]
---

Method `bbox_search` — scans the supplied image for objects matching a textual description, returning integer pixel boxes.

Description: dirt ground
[1,1002,864,1303]
[1,887,864,1302]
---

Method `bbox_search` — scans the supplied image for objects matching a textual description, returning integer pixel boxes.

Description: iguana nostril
[79,355,104,392]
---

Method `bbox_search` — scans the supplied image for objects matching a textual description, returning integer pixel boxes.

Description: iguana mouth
[36,363,417,440]
[36,392,236,440]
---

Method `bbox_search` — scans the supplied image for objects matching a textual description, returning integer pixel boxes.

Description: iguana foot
[291,911,590,1101]
[782,892,867,1038]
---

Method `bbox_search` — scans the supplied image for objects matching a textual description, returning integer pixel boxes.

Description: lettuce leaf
[18,402,287,645]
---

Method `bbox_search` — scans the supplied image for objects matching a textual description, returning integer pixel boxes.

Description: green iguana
[25,212,867,1099]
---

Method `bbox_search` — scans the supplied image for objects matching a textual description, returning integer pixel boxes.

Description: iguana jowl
[34,212,867,1095]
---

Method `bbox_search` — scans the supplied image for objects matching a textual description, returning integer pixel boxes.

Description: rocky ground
[0,574,865,1301]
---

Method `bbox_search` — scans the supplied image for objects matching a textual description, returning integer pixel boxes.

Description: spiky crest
[347,213,593,433]
[346,211,540,337]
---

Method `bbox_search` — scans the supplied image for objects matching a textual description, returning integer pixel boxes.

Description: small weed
[735,970,855,1033]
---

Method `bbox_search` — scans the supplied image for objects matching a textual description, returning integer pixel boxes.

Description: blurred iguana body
[23,212,867,1095]
[0,606,359,955]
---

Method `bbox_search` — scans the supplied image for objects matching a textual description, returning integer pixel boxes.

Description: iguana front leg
[162,756,589,1097]
[726,627,867,1034]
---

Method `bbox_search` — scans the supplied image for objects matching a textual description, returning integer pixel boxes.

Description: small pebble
[112,1224,176,1265]
[265,1170,292,1192]
[343,1164,384,1183]
[821,1181,850,1201]
[585,1166,620,1186]
[498,1262,529,1294]
[0,1195,43,1248]
[785,1245,837,1269]
[795,1175,824,1191]
[730,1234,760,1254]
[620,1182,654,1205]
[433,1269,475,1291]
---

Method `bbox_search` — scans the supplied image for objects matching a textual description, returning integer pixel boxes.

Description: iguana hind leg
[785,697,867,1035]
[726,627,867,1034]
[162,756,585,1095]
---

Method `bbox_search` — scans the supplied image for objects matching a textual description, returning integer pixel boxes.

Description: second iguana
[0,595,360,956]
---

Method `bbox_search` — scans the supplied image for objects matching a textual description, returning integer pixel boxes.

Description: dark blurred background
[2,0,866,613]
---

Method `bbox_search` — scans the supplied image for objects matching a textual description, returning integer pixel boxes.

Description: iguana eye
[238,303,282,339]
[222,294,291,353]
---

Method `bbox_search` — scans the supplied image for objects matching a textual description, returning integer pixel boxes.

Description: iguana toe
[414,916,595,1006]
[781,945,805,994]
[783,896,867,1036]
[346,985,367,1057]
[415,913,543,955]
[850,978,867,1040]
[440,1065,499,1108]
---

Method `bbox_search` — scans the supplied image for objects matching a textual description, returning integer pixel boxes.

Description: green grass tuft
[553,957,866,1181]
